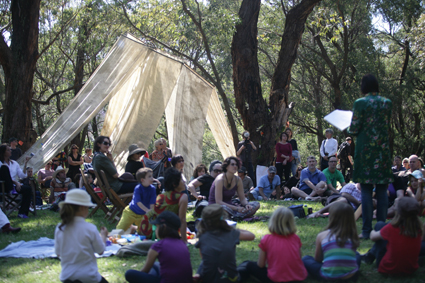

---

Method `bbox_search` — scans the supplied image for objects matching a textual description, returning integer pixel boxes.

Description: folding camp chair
[1,179,37,217]
[80,169,109,217]
[94,170,133,223]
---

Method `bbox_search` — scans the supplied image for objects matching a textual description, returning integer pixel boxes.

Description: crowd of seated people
[3,130,425,283]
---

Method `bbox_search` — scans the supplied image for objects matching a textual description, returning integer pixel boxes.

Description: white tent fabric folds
[20,34,235,181]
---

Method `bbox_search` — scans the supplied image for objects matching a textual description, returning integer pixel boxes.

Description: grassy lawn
[1,201,424,283]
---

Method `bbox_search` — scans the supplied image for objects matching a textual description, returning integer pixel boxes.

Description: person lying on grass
[238,206,307,282]
[306,183,362,219]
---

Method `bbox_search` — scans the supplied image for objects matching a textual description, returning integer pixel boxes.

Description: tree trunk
[1,0,40,151]
[232,0,321,166]
[232,0,270,165]
[70,23,90,153]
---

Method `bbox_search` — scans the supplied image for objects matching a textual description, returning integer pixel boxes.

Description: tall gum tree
[0,0,41,150]
[232,0,321,165]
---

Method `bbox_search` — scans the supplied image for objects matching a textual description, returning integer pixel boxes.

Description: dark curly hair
[193,164,208,178]
[221,156,240,173]
[164,167,182,191]
[171,154,184,167]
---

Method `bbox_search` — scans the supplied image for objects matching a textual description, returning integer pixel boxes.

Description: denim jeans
[291,159,298,177]
[361,183,388,238]
[251,188,272,200]
[368,221,388,267]
[302,253,361,281]
[125,262,160,283]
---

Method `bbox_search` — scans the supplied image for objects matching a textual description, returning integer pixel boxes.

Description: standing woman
[67,144,84,183]
[348,74,393,239]
[286,128,300,177]
[275,132,292,183]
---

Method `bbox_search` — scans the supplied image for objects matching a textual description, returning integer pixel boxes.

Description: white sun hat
[59,189,95,209]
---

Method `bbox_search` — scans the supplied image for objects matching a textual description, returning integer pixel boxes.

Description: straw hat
[59,189,95,209]
[52,166,69,179]
[127,144,147,161]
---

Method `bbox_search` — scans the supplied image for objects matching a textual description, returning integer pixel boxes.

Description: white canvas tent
[20,34,235,181]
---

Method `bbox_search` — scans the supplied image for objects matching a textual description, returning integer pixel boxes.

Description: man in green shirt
[322,156,346,194]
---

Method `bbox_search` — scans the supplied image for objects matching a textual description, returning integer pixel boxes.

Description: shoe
[18,214,29,219]
[361,250,375,264]
[1,224,21,234]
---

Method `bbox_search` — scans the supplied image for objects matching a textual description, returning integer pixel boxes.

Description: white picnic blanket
[0,237,120,259]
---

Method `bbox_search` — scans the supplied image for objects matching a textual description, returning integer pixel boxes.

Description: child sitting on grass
[302,202,361,281]
[139,168,188,242]
[116,168,156,233]
[54,189,109,283]
[125,211,193,283]
[361,197,423,275]
[238,206,307,282]
[195,204,255,283]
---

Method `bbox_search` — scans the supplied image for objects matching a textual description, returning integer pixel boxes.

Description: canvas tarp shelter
[20,34,235,181]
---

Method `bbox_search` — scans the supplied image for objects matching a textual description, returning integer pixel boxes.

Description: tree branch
[37,8,81,60]
[32,84,83,105]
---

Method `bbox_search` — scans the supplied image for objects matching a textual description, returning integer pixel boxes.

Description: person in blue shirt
[249,166,280,200]
[291,156,327,201]
[116,168,157,233]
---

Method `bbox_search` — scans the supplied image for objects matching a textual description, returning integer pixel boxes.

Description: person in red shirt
[362,197,423,275]
[238,206,307,282]
[275,132,292,183]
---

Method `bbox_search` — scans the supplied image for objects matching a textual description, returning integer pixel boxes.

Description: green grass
[1,201,425,282]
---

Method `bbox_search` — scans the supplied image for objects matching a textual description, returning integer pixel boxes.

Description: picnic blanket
[0,237,120,259]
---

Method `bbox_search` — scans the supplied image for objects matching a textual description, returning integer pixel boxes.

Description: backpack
[337,142,349,159]
[192,199,209,218]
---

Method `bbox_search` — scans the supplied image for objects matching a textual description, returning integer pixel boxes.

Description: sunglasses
[178,159,184,163]
[72,147,78,149]
[47,163,52,165]
[229,163,238,167]
[213,169,223,173]
[102,141,111,146]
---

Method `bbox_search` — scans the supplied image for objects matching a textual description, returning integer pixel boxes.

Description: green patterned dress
[348,94,393,184]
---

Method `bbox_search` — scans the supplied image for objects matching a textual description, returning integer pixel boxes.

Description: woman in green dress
[348,74,393,239]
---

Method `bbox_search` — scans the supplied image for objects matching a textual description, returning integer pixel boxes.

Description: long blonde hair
[326,202,359,249]
[268,207,297,236]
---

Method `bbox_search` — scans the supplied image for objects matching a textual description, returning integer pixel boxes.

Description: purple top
[208,180,238,205]
[151,238,192,283]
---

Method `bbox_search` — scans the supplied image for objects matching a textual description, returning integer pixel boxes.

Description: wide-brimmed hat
[52,166,68,179]
[59,189,95,209]
[127,144,147,161]
[151,211,181,230]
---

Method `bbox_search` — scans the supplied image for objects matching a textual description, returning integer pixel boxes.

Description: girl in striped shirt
[302,202,361,280]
